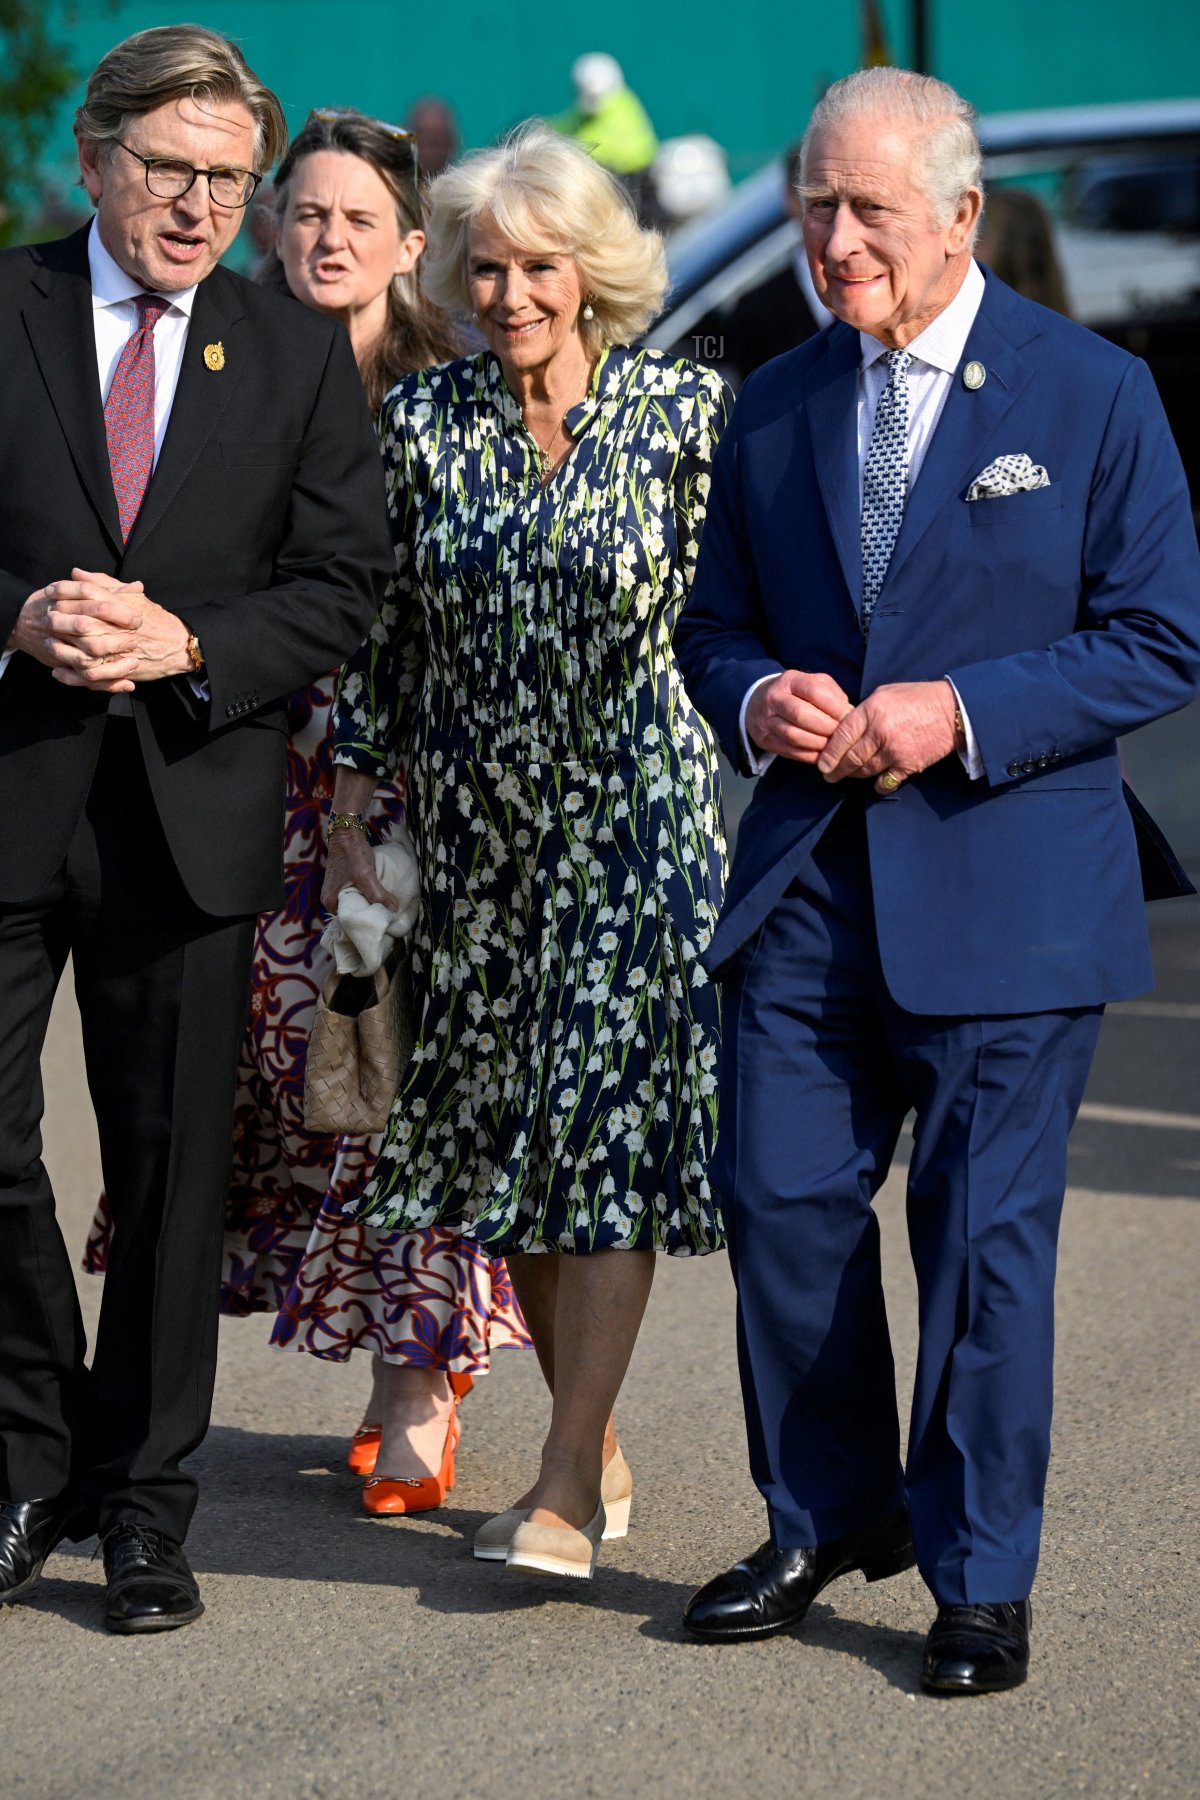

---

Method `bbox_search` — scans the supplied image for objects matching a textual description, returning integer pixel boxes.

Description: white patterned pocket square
[966,453,1050,501]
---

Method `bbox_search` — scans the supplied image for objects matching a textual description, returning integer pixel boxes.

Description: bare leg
[373,1364,455,1478]
[358,1352,386,1427]
[505,1254,558,1391]
[505,1255,621,1507]
[523,1250,655,1531]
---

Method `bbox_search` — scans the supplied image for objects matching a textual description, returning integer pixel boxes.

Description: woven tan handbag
[303,949,415,1136]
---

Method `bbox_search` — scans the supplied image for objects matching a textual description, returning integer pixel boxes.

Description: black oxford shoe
[102,1523,204,1635]
[921,1600,1032,1694]
[683,1506,915,1641]
[0,1497,81,1605]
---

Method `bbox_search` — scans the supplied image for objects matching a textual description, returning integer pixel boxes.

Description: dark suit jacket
[0,226,393,914]
[675,270,1200,1015]
[723,263,823,383]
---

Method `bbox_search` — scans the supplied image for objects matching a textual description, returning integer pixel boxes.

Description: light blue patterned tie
[860,348,911,631]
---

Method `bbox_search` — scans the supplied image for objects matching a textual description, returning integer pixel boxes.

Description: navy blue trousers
[719,815,1102,1605]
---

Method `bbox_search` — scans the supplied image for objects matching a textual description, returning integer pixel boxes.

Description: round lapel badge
[203,341,225,372]
[962,360,986,391]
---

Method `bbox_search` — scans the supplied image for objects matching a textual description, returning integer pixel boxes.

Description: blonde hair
[75,25,288,175]
[801,67,982,235]
[422,122,667,353]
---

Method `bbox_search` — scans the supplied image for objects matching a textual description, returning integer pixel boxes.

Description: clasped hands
[745,669,960,794]
[8,568,192,693]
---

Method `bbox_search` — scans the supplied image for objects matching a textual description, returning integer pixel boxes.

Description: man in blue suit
[675,67,1200,1693]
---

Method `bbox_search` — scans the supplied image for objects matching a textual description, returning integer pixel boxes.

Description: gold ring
[879,769,903,793]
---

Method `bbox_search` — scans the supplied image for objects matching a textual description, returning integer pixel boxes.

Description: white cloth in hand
[966,453,1050,501]
[321,822,420,976]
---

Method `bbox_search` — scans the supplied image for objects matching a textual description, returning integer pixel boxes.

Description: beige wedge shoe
[473,1445,633,1561]
[598,1444,633,1540]
[506,1501,606,1580]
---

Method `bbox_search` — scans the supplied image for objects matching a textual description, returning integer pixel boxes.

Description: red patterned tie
[104,293,168,541]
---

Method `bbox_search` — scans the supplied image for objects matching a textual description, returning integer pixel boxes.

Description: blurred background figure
[244,180,276,278]
[977,184,1072,314]
[721,140,831,382]
[650,134,730,231]
[552,52,659,221]
[405,95,459,181]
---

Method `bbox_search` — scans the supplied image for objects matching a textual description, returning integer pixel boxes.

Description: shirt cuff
[947,678,983,779]
[0,649,12,683]
[739,675,778,775]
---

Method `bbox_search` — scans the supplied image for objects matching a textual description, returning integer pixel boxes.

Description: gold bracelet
[326,811,369,842]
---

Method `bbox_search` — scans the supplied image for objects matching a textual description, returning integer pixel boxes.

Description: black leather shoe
[102,1523,204,1635]
[921,1600,1032,1694]
[683,1506,915,1641]
[0,1497,82,1605]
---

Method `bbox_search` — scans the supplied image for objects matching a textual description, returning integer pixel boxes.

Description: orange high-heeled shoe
[350,1373,470,1475]
[361,1406,461,1516]
[348,1423,382,1477]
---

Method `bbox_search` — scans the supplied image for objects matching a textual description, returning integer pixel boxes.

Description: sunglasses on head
[305,108,420,183]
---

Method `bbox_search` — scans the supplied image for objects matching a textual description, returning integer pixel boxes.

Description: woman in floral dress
[324,124,729,1579]
[85,109,530,1510]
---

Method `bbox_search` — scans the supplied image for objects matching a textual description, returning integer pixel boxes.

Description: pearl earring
[582,301,595,321]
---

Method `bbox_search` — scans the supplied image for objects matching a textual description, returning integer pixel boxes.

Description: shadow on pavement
[635,1595,926,1695]
[41,1427,698,1633]
[8,1568,110,1637]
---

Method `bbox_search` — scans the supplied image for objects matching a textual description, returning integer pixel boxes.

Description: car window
[986,136,1200,326]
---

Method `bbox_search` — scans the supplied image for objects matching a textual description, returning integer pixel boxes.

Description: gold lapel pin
[963,360,986,391]
[203,341,225,372]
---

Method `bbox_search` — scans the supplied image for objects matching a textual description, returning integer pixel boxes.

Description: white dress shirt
[88,216,199,462]
[740,258,987,777]
[0,219,200,685]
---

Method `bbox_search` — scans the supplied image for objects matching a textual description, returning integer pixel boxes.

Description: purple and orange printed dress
[84,675,530,1375]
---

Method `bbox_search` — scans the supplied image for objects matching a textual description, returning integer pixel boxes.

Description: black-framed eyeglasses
[306,109,420,185]
[114,140,262,209]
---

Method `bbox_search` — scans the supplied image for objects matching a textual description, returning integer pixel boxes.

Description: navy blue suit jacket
[675,271,1200,1015]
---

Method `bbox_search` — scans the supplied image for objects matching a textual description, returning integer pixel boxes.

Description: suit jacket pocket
[967,485,1065,527]
[219,438,303,468]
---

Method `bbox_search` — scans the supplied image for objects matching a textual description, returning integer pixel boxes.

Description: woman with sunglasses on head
[325,123,729,1581]
[83,107,530,1516]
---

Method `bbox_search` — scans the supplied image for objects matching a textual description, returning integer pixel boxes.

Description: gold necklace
[526,368,592,480]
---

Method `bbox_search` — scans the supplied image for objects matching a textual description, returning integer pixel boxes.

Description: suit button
[1037,756,1050,768]
[1007,761,1020,776]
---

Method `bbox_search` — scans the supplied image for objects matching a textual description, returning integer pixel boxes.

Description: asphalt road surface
[3,712,1197,1800]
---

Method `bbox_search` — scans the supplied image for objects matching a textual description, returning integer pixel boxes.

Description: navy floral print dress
[333,345,729,1256]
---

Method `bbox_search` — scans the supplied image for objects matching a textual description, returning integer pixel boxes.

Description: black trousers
[0,718,255,1541]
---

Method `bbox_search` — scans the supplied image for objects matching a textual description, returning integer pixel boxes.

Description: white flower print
[330,347,730,1255]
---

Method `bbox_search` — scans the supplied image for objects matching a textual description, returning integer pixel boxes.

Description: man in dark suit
[722,141,830,382]
[0,26,391,1632]
[675,68,1200,1692]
